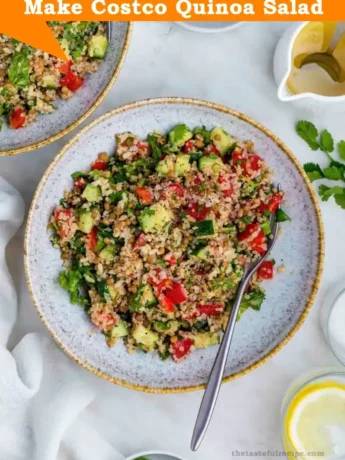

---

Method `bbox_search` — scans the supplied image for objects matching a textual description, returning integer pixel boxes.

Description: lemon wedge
[285,381,345,459]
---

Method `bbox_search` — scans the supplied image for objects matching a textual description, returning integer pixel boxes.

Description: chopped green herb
[320,129,334,154]
[296,121,319,151]
[303,163,324,182]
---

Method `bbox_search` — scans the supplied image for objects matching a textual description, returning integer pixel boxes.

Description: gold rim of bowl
[0,22,133,157]
[24,97,325,394]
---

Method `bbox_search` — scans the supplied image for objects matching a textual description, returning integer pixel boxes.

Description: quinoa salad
[49,124,291,362]
[0,22,108,131]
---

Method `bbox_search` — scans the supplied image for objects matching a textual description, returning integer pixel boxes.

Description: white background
[1,22,345,459]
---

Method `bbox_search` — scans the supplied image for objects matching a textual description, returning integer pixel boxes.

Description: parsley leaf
[303,163,324,182]
[320,130,334,153]
[318,185,344,202]
[8,49,31,88]
[338,140,345,161]
[296,121,319,151]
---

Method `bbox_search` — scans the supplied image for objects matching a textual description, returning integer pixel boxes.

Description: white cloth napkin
[0,177,125,460]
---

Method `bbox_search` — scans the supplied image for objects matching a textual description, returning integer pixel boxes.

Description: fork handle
[191,275,250,451]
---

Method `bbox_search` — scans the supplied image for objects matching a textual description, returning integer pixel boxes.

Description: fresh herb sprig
[296,121,345,210]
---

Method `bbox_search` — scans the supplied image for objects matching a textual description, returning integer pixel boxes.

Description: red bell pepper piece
[205,143,221,157]
[171,338,194,361]
[158,293,175,313]
[136,187,154,205]
[54,208,74,238]
[237,223,261,242]
[165,282,187,305]
[218,172,234,198]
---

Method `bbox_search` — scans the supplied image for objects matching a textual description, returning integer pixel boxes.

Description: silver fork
[105,22,112,42]
[191,184,282,451]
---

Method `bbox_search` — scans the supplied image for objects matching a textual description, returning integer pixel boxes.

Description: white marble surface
[1,21,345,459]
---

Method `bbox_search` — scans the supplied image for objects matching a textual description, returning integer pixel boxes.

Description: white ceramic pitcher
[273,21,345,115]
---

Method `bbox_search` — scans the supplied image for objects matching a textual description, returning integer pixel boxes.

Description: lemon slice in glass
[285,381,345,459]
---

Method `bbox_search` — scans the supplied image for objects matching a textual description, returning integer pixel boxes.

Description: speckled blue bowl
[24,98,324,393]
[0,22,131,157]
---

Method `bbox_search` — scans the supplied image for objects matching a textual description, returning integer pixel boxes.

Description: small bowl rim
[325,288,345,366]
[125,450,187,460]
[0,22,133,158]
[276,21,345,103]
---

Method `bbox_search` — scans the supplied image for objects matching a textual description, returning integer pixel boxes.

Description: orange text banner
[0,0,343,59]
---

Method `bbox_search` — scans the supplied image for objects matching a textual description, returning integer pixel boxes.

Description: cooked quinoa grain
[50,124,290,362]
[0,22,108,131]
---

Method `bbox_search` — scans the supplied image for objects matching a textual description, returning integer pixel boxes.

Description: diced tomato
[158,293,175,313]
[9,108,26,129]
[91,160,107,171]
[171,338,194,361]
[148,268,164,287]
[133,233,146,250]
[237,223,261,242]
[54,208,74,238]
[232,150,246,164]
[167,256,176,266]
[250,231,267,254]
[74,177,87,190]
[136,187,154,205]
[205,143,221,157]
[56,60,72,75]
[165,282,187,305]
[137,141,149,153]
[157,278,173,293]
[60,72,84,92]
[242,154,262,178]
[198,304,224,316]
[258,261,274,279]
[161,182,184,200]
[86,227,98,251]
[266,193,283,213]
[183,140,194,153]
[218,172,234,198]
[184,202,211,221]
[91,309,116,332]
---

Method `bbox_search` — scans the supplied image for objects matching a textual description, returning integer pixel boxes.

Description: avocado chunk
[176,154,191,176]
[191,243,211,260]
[77,211,94,234]
[210,127,235,156]
[88,35,108,59]
[133,325,159,351]
[99,245,116,262]
[198,155,223,174]
[42,74,58,89]
[168,124,193,148]
[141,284,157,308]
[138,204,172,233]
[193,332,219,348]
[109,320,128,340]
[82,184,102,203]
[156,157,175,176]
[195,220,216,237]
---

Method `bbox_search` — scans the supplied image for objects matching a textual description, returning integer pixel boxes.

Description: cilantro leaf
[335,193,345,209]
[320,130,334,153]
[296,121,319,151]
[318,185,344,202]
[338,140,345,161]
[323,165,344,181]
[303,163,324,182]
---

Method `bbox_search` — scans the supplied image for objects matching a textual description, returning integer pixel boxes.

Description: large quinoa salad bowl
[25,99,323,392]
[0,21,131,156]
